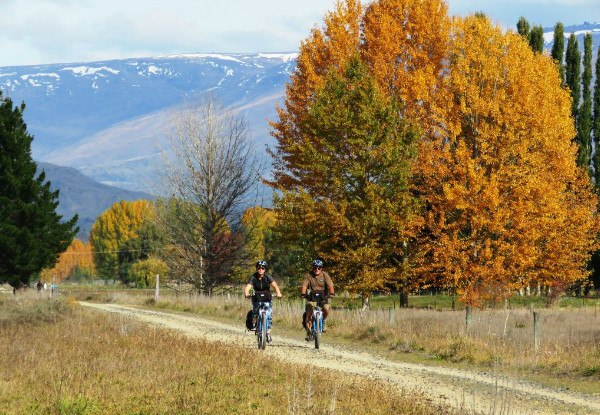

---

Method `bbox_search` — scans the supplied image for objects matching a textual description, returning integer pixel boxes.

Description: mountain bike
[304,292,329,349]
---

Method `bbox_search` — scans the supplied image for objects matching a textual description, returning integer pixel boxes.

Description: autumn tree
[270,54,420,307]
[551,22,565,84]
[415,15,597,305]
[40,238,95,282]
[0,93,78,289]
[157,95,264,294]
[89,200,154,282]
[270,0,597,305]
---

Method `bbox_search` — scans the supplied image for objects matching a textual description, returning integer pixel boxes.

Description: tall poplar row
[565,34,584,165]
[594,44,600,190]
[551,23,565,84]
[579,33,593,174]
[529,25,544,53]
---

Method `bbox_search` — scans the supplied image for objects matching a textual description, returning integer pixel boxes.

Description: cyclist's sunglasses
[313,266,322,270]
[256,266,266,270]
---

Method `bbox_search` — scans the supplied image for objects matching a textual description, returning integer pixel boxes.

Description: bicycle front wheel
[260,312,267,350]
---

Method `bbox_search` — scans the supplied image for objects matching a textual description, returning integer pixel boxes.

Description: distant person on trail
[244,260,282,344]
[36,280,43,291]
[301,259,334,340]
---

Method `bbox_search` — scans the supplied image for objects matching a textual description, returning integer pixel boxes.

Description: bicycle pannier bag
[245,310,254,330]
[309,291,325,302]
[253,290,272,302]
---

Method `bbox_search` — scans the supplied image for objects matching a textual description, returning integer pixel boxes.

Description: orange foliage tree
[40,238,94,282]
[269,0,598,304]
[415,15,598,304]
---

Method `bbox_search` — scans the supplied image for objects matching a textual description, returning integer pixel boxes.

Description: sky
[0,0,598,67]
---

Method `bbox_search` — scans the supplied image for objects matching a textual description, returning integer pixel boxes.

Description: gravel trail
[80,302,600,415]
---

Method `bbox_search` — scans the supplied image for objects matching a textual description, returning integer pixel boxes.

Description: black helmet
[311,259,324,268]
[255,260,268,268]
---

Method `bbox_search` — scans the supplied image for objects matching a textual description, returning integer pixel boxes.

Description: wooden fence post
[465,305,472,328]
[388,308,395,325]
[155,274,160,303]
[533,311,540,352]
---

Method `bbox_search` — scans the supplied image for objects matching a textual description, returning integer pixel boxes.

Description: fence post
[155,274,160,303]
[465,305,472,328]
[388,308,395,325]
[533,311,540,352]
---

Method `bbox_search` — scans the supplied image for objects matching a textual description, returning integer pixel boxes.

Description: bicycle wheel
[314,317,321,349]
[260,312,267,350]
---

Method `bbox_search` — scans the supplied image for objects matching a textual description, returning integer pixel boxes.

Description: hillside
[38,162,151,240]
[1,53,296,191]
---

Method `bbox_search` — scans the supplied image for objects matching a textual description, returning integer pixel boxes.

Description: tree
[271,0,598,306]
[594,43,600,191]
[270,57,420,306]
[529,25,544,53]
[516,16,530,39]
[415,15,597,305]
[89,200,153,282]
[551,22,565,84]
[0,93,78,289]
[157,95,264,294]
[40,239,95,282]
[566,34,581,120]
[578,33,593,175]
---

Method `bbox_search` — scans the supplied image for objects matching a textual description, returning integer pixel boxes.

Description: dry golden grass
[0,292,458,415]
[88,290,600,393]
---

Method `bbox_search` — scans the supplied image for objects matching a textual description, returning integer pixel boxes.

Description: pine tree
[579,33,593,174]
[529,25,544,53]
[517,16,530,39]
[0,93,78,289]
[551,22,565,84]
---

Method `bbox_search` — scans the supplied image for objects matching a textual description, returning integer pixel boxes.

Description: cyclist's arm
[300,274,309,296]
[244,283,253,298]
[325,274,334,296]
[270,281,282,298]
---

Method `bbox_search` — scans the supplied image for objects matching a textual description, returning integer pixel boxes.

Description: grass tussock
[0,293,458,415]
[89,290,600,393]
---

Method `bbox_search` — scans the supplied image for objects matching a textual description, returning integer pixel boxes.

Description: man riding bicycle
[244,260,282,343]
[301,259,334,340]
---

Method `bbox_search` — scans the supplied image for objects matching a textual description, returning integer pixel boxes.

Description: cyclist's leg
[322,300,331,332]
[266,301,273,333]
[251,301,260,327]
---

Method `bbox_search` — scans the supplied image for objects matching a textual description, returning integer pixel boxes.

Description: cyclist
[244,260,282,343]
[301,259,334,340]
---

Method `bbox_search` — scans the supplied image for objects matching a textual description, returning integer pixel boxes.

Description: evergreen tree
[529,25,544,53]
[565,34,583,164]
[551,22,565,84]
[594,43,600,190]
[0,93,78,289]
[579,33,593,174]
[517,16,530,39]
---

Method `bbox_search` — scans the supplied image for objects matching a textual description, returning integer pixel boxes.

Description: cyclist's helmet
[256,260,268,268]
[312,259,324,268]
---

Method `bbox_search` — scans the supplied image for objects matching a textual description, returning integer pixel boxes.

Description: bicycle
[304,291,330,349]
[254,301,270,350]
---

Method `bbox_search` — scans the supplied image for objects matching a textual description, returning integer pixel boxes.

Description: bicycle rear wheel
[314,316,321,349]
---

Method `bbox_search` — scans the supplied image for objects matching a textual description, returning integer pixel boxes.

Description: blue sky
[0,0,598,67]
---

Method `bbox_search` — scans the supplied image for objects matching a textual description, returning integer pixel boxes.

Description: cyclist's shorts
[305,298,329,312]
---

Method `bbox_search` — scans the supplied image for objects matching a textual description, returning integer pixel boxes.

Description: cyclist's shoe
[305,329,312,341]
[267,334,272,344]
[322,319,327,333]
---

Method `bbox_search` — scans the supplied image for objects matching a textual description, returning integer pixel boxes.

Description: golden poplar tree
[40,238,95,282]
[415,15,598,304]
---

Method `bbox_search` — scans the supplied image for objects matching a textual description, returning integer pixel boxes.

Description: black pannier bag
[245,310,254,330]
[253,290,272,302]
[302,311,307,329]
[309,290,325,302]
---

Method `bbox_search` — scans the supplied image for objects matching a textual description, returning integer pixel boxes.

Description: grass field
[0,292,459,415]
[60,285,600,395]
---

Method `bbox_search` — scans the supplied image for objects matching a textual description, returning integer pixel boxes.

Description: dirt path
[80,302,599,415]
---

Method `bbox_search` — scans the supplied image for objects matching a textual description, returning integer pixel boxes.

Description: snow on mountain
[0,53,297,192]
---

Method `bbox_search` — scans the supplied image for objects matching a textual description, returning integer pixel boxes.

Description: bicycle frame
[255,302,270,350]
[311,304,323,349]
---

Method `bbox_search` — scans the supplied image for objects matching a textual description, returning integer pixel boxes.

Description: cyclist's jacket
[302,270,333,293]
[248,273,274,292]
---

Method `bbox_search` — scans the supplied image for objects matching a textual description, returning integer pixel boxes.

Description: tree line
[3,0,600,309]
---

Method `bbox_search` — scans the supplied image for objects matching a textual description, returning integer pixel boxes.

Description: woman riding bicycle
[244,260,282,343]
[301,259,335,340]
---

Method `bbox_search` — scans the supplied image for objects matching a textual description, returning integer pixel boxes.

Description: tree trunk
[400,291,409,308]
